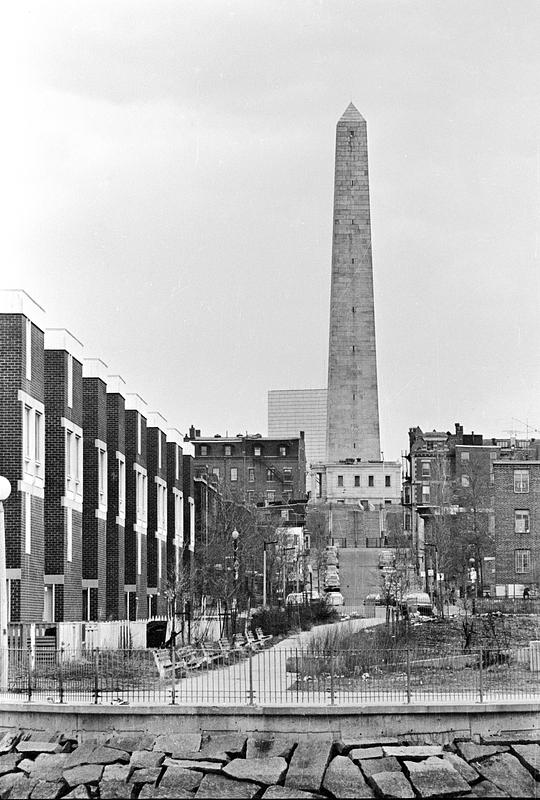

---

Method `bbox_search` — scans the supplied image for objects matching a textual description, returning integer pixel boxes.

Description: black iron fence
[1,642,538,706]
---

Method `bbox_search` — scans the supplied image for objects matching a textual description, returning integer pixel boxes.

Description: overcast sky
[3,1,540,459]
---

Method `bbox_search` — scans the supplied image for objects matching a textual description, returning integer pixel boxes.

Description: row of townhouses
[0,290,195,623]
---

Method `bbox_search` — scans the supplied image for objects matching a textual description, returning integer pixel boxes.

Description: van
[325,591,344,607]
[401,591,433,617]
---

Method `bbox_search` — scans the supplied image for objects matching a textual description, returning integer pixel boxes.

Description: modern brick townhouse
[146,412,168,617]
[124,394,148,620]
[105,375,127,620]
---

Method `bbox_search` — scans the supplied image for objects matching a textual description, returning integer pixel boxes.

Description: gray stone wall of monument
[326,103,381,463]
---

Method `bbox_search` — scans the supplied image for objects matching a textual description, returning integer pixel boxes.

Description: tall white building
[268,389,327,469]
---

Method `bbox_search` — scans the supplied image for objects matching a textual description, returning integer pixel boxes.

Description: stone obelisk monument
[326,103,381,462]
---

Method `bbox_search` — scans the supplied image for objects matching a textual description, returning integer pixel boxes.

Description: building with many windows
[187,426,307,506]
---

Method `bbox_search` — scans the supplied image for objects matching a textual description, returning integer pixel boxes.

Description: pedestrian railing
[0,643,538,706]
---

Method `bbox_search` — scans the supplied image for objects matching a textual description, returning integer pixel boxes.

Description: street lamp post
[231,528,239,634]
[0,477,12,691]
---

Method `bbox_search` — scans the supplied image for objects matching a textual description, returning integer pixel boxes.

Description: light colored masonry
[326,103,381,463]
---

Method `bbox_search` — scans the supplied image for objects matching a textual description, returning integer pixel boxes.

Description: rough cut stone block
[0,772,34,798]
[383,745,443,759]
[199,734,246,760]
[107,734,155,752]
[17,757,36,773]
[245,735,296,760]
[481,732,540,745]
[262,787,322,799]
[511,743,540,778]
[470,779,509,797]
[286,738,333,792]
[160,766,203,790]
[153,733,201,755]
[63,787,90,799]
[456,741,507,762]
[475,752,537,797]
[100,780,135,799]
[350,747,384,760]
[129,766,161,784]
[64,743,127,769]
[0,731,20,754]
[441,751,479,783]
[339,738,400,751]
[195,773,260,798]
[29,780,65,799]
[223,756,287,785]
[369,771,415,798]
[17,741,61,755]
[360,757,401,778]
[27,753,68,781]
[129,749,164,769]
[0,752,21,775]
[139,786,194,799]
[63,763,104,786]
[322,755,374,798]
[102,763,131,782]
[162,757,223,772]
[405,757,471,797]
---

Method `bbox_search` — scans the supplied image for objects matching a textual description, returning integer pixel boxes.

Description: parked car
[324,552,338,566]
[400,591,433,617]
[325,591,344,607]
[285,592,307,606]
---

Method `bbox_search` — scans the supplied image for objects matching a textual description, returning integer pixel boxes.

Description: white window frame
[155,477,167,536]
[422,484,430,503]
[461,474,470,488]
[421,460,431,477]
[515,509,530,534]
[267,489,275,502]
[96,441,107,516]
[212,467,220,479]
[224,445,232,456]
[515,549,531,574]
[61,418,83,508]
[200,445,208,456]
[279,446,287,457]
[230,468,238,482]
[514,469,529,493]
[254,446,261,456]
[117,453,126,522]
[19,391,45,496]
[248,468,255,483]
[134,463,148,532]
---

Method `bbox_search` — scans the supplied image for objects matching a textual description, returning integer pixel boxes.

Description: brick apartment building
[187,427,307,506]
[146,412,168,617]
[166,429,184,589]
[44,329,84,622]
[105,375,127,621]
[0,291,46,622]
[82,358,109,621]
[124,394,148,619]
[494,457,540,595]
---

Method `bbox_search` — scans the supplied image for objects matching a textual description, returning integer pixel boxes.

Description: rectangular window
[98,448,107,505]
[266,490,275,502]
[368,475,374,487]
[283,468,292,482]
[266,468,274,482]
[385,475,391,488]
[34,412,42,464]
[279,446,287,456]
[248,468,255,482]
[354,475,360,487]
[421,461,430,477]
[515,549,531,574]
[200,445,208,456]
[224,445,232,456]
[514,470,529,493]
[25,318,32,381]
[67,353,73,409]
[65,430,73,482]
[24,406,31,461]
[25,493,31,554]
[118,457,126,515]
[230,468,238,482]
[281,509,289,520]
[337,475,344,487]
[74,435,82,485]
[422,484,430,503]
[247,491,254,503]
[461,451,469,461]
[461,474,470,488]
[515,510,530,534]
[254,446,261,456]
[212,467,220,479]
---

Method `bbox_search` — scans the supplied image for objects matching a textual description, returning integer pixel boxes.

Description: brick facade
[82,359,108,620]
[105,376,126,620]
[124,395,148,620]
[0,291,46,622]
[44,330,84,622]
[146,413,168,617]
[166,430,184,586]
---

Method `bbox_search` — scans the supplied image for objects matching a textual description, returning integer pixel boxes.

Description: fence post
[93,649,99,705]
[406,648,411,703]
[248,648,254,706]
[478,648,483,703]
[58,646,64,704]
[170,640,176,705]
[26,645,32,702]
[330,653,335,706]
